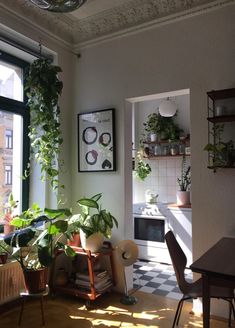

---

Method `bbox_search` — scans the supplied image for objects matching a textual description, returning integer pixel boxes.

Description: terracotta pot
[177,191,191,206]
[23,267,48,294]
[0,253,8,264]
[4,224,15,236]
[80,230,104,253]
[67,233,81,247]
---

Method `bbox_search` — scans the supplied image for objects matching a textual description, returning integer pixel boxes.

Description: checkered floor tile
[133,260,193,300]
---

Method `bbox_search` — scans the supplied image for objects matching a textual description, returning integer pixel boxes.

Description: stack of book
[75,270,113,293]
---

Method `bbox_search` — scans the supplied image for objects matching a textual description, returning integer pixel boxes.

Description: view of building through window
[0,58,25,217]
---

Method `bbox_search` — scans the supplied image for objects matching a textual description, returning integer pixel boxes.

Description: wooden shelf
[207,88,235,100]
[207,115,235,123]
[146,154,190,160]
[50,242,115,302]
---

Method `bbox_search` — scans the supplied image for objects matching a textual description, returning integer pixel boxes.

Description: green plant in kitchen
[3,192,19,235]
[77,193,118,239]
[177,155,191,191]
[143,110,183,141]
[25,58,64,191]
[134,150,151,181]
[204,124,234,167]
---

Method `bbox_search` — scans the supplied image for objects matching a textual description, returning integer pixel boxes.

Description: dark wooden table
[190,237,235,328]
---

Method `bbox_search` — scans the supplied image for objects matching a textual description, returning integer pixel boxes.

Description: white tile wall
[133,156,190,204]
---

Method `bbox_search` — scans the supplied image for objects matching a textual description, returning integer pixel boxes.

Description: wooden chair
[165,230,235,327]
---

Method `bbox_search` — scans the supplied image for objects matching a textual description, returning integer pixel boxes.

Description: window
[0,51,29,215]
[5,129,13,149]
[5,165,12,185]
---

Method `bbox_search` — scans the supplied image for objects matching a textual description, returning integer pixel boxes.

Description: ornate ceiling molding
[73,0,234,44]
[0,0,234,49]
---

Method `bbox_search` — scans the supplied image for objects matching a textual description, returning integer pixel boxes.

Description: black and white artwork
[78,108,116,172]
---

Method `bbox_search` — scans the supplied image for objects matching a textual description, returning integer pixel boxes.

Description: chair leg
[176,300,184,326]
[172,299,184,328]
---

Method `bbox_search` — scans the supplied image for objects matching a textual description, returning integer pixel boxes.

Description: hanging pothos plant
[25,58,64,191]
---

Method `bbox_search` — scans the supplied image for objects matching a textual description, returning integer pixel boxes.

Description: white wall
[73,4,235,317]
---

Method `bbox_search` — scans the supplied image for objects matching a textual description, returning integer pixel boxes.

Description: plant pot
[150,133,157,142]
[23,267,48,294]
[67,233,81,247]
[55,268,68,286]
[4,224,15,236]
[177,191,191,206]
[80,230,104,253]
[0,253,8,264]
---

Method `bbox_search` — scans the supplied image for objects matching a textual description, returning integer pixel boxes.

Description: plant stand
[18,286,49,326]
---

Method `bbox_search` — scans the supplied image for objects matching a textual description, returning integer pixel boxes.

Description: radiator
[0,261,24,305]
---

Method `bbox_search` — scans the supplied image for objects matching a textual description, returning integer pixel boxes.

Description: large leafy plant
[25,58,64,191]
[76,193,118,239]
[1,204,74,270]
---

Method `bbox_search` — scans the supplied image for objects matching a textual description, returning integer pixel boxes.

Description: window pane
[0,60,23,101]
[0,110,23,216]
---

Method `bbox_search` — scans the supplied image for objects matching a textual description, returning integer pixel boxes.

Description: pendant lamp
[159,98,177,117]
[30,0,87,13]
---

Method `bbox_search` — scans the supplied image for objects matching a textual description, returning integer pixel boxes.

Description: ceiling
[0,0,231,48]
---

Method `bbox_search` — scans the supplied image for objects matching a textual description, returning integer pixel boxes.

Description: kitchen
[132,89,192,267]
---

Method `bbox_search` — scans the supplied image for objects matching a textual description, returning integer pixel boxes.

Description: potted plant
[177,156,191,206]
[0,203,74,293]
[66,214,82,247]
[76,193,118,252]
[143,111,183,142]
[204,124,235,167]
[25,58,64,191]
[3,192,19,235]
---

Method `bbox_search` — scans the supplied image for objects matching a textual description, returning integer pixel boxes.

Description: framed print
[78,108,116,172]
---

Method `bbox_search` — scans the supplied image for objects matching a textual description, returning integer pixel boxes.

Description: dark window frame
[0,51,30,211]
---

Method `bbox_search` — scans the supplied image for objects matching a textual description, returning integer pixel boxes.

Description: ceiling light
[30,0,87,13]
[159,98,177,117]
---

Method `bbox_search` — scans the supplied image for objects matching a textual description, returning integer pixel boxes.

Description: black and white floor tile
[133,260,193,300]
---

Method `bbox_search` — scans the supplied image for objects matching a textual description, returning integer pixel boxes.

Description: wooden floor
[0,290,234,327]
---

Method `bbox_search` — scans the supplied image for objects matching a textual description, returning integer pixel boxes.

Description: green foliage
[1,205,74,270]
[134,150,151,181]
[143,111,183,141]
[25,58,64,191]
[204,124,234,167]
[76,193,118,239]
[177,156,191,191]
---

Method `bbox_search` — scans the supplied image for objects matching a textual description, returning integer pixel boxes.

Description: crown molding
[75,0,235,49]
[0,0,234,51]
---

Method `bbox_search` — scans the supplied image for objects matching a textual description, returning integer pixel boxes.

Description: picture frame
[77,108,116,172]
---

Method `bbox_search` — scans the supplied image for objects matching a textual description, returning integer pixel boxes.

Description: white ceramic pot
[150,133,157,142]
[176,191,191,206]
[80,230,104,253]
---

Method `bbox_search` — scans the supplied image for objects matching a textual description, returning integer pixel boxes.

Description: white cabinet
[167,205,192,266]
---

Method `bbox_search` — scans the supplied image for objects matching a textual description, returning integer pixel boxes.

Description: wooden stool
[18,287,49,326]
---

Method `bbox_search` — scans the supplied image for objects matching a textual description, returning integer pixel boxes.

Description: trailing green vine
[25,58,64,191]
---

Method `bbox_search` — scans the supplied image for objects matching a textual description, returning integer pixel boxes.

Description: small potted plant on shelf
[76,193,118,253]
[0,203,75,293]
[3,192,19,235]
[204,124,235,168]
[177,156,191,206]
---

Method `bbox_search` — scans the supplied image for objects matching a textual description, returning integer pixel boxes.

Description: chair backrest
[165,230,189,293]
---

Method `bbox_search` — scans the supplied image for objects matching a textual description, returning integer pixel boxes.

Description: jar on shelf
[179,142,185,155]
[170,144,179,156]
[161,144,169,156]
[154,144,161,156]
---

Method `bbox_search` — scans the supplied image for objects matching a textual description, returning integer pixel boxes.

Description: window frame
[0,51,30,211]
[5,129,13,149]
